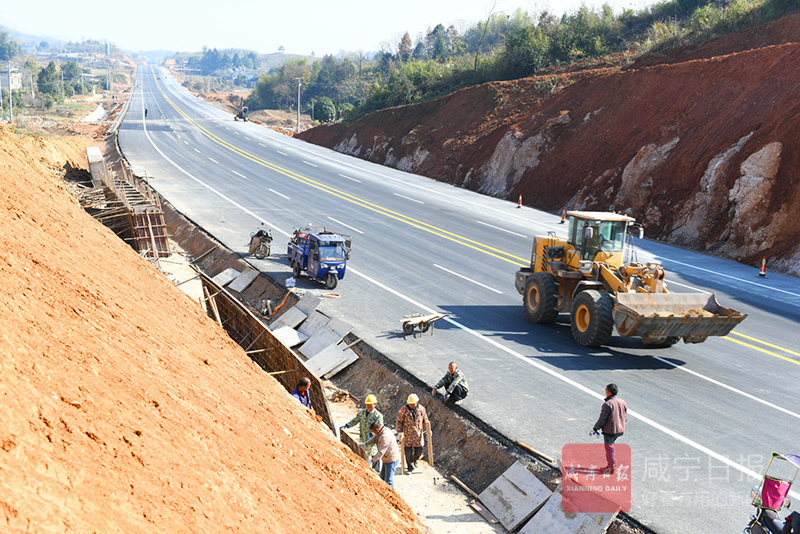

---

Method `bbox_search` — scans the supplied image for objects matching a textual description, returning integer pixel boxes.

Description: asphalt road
[118,65,800,534]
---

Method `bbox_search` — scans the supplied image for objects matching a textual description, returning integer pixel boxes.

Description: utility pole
[296,78,301,132]
[30,72,33,101]
[61,70,64,101]
[8,61,12,122]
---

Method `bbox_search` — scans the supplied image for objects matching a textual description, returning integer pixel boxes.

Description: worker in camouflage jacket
[341,394,383,459]
[395,393,429,473]
[431,361,468,405]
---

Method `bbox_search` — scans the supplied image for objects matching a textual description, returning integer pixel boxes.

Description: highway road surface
[119,65,800,534]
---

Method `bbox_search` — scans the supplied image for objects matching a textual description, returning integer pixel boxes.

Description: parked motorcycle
[249,225,273,259]
[744,452,800,534]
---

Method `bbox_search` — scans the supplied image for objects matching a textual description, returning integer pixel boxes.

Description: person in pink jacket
[395,393,429,473]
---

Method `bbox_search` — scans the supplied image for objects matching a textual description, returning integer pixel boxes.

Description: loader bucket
[612,292,747,344]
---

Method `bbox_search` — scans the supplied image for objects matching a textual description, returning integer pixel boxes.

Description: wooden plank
[469,500,500,524]
[321,348,358,379]
[519,489,616,534]
[305,344,351,377]
[228,268,260,293]
[478,461,552,532]
[270,307,308,330]
[295,292,321,315]
[297,310,330,337]
[211,267,240,287]
[426,419,434,467]
[326,317,353,337]
[299,328,343,360]
[271,326,308,348]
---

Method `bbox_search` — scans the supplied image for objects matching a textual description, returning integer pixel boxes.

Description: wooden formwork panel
[132,207,170,259]
[200,275,335,433]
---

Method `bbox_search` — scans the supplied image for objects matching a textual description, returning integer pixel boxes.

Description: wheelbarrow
[399,313,452,335]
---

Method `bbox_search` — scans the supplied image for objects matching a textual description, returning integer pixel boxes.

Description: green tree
[398,32,413,62]
[315,96,336,123]
[0,30,21,61]
[63,61,82,81]
[37,61,60,95]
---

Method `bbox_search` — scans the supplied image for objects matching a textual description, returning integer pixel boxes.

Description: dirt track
[299,13,800,275]
[0,125,424,533]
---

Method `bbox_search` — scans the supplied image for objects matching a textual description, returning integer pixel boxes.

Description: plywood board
[519,490,615,534]
[271,307,308,330]
[297,310,330,337]
[299,328,343,360]
[271,326,308,348]
[305,344,351,377]
[478,461,552,531]
[322,348,359,379]
[326,317,353,337]
[211,267,240,287]
[295,292,321,315]
[227,268,260,293]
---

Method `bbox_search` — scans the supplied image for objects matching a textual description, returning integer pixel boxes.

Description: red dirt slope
[299,15,800,275]
[0,125,423,533]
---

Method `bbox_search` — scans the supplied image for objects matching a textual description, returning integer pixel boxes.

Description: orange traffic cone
[757,257,768,278]
[560,209,566,224]
[517,194,522,209]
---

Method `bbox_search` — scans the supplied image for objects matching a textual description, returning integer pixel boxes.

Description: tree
[37,61,59,96]
[0,30,20,61]
[39,41,50,50]
[398,32,413,62]
[315,96,336,123]
[63,61,82,81]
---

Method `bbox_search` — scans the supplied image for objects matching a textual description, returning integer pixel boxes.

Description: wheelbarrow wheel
[420,322,430,333]
[402,322,414,335]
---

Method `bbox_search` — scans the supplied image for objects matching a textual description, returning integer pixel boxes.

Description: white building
[0,69,23,91]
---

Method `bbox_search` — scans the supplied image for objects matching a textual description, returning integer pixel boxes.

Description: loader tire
[524,272,559,324]
[325,273,338,290]
[254,243,270,259]
[292,260,301,278]
[570,290,614,347]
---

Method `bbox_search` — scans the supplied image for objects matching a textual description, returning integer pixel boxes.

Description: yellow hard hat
[365,394,377,405]
[407,394,419,404]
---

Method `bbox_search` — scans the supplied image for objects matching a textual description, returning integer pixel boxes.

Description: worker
[144,108,148,118]
[290,377,312,409]
[341,394,383,461]
[362,421,400,489]
[592,383,627,472]
[395,393,429,473]
[431,362,468,405]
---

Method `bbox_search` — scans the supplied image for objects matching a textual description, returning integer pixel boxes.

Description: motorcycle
[744,452,800,534]
[248,225,273,259]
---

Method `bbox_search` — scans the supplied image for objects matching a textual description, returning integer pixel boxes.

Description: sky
[1,0,660,57]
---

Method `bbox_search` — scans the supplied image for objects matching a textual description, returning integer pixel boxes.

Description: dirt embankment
[0,124,424,533]
[299,14,800,275]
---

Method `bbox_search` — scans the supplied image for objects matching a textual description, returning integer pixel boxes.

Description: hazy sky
[1,0,659,56]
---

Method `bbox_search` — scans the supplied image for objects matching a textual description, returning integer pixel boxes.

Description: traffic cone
[757,257,768,278]
[560,209,566,224]
[517,194,522,209]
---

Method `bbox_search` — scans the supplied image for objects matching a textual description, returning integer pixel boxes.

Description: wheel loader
[514,211,746,347]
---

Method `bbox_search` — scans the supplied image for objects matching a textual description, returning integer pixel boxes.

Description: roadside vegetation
[239,0,795,122]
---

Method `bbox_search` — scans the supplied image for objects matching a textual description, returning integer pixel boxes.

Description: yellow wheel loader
[514,211,746,347]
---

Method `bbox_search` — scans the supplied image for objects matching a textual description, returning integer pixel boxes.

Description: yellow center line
[159,92,530,267]
[723,336,800,365]
[727,330,800,358]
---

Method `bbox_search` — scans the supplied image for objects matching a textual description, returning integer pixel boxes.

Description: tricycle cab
[288,225,352,288]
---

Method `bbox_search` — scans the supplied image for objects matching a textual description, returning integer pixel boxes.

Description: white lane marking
[303,160,317,167]
[209,158,218,164]
[225,127,230,130]
[433,264,502,294]
[183,141,189,145]
[327,217,364,234]
[194,148,201,153]
[177,134,181,139]
[259,143,266,147]
[233,171,245,178]
[658,257,800,299]
[269,189,290,200]
[477,220,527,238]
[277,151,287,156]
[665,280,709,293]
[339,173,361,183]
[651,355,800,420]
[234,131,240,135]
[245,137,251,141]
[140,76,794,497]
[394,193,424,204]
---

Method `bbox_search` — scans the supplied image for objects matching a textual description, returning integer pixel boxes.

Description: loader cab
[567,212,634,266]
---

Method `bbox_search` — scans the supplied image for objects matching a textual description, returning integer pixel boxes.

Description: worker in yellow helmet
[341,394,383,465]
[395,393,429,473]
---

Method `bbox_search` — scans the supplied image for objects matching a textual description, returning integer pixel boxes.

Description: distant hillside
[299,13,800,276]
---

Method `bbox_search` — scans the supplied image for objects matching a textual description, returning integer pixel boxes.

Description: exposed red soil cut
[0,125,424,533]
[299,14,800,275]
